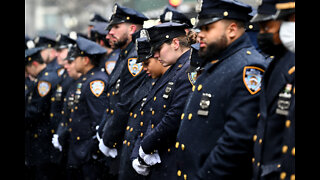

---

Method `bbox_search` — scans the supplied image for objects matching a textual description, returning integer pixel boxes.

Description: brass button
[77,136,80,140]
[51,129,55,134]
[177,170,181,176]
[197,84,202,91]
[140,122,143,126]
[282,145,288,154]
[130,127,133,132]
[223,11,228,16]
[183,174,187,180]
[134,114,137,119]
[163,105,166,109]
[259,138,262,144]
[192,85,195,92]
[141,111,144,116]
[181,113,185,120]
[181,144,185,151]
[154,96,157,101]
[127,141,130,146]
[188,113,192,120]
[175,142,179,149]
[50,113,54,118]
[34,134,38,138]
[69,118,72,122]
[110,109,114,114]
[291,147,295,156]
[123,140,127,144]
[140,132,143,137]
[285,120,291,128]
[130,112,133,116]
[152,110,155,115]
[253,134,257,142]
[280,172,286,179]
[126,126,130,131]
[151,124,154,129]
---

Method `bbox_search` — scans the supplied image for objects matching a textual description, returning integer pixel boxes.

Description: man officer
[25,47,62,180]
[61,36,108,180]
[174,0,268,179]
[97,3,148,178]
[251,0,295,179]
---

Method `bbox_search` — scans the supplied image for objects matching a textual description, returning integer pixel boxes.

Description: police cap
[196,0,252,28]
[136,36,153,63]
[55,33,76,50]
[67,36,107,60]
[159,5,193,28]
[34,36,56,49]
[25,47,44,66]
[147,22,188,53]
[89,13,108,26]
[274,0,295,20]
[250,0,278,22]
[107,3,149,30]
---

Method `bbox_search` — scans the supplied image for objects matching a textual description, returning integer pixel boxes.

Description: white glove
[95,125,101,142]
[99,140,118,158]
[132,158,150,176]
[52,134,62,152]
[139,146,161,166]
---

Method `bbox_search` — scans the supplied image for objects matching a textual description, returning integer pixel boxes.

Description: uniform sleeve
[197,65,264,179]
[141,74,192,154]
[85,80,109,130]
[25,81,53,123]
[102,99,132,147]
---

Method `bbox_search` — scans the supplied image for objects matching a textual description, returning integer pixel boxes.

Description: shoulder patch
[188,72,197,85]
[128,58,143,77]
[90,80,105,97]
[37,81,51,97]
[57,68,65,77]
[243,66,264,95]
[105,61,116,75]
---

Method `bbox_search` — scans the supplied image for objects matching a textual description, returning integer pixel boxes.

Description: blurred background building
[25,0,260,38]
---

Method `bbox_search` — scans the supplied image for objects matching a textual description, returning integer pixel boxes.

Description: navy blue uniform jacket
[66,67,108,167]
[132,50,192,180]
[175,34,268,179]
[252,51,295,180]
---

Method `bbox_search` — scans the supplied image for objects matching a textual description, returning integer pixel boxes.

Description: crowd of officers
[25,0,295,179]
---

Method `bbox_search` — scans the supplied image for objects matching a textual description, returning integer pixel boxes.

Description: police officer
[90,21,120,76]
[34,36,62,74]
[101,34,170,180]
[61,36,108,180]
[49,33,77,179]
[25,46,62,180]
[97,3,148,178]
[131,22,192,180]
[174,0,268,179]
[251,0,295,179]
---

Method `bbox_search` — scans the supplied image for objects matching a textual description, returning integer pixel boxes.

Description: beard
[113,32,129,49]
[198,34,228,63]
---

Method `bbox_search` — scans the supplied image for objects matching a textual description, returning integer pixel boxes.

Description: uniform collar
[119,41,135,59]
[217,33,252,61]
